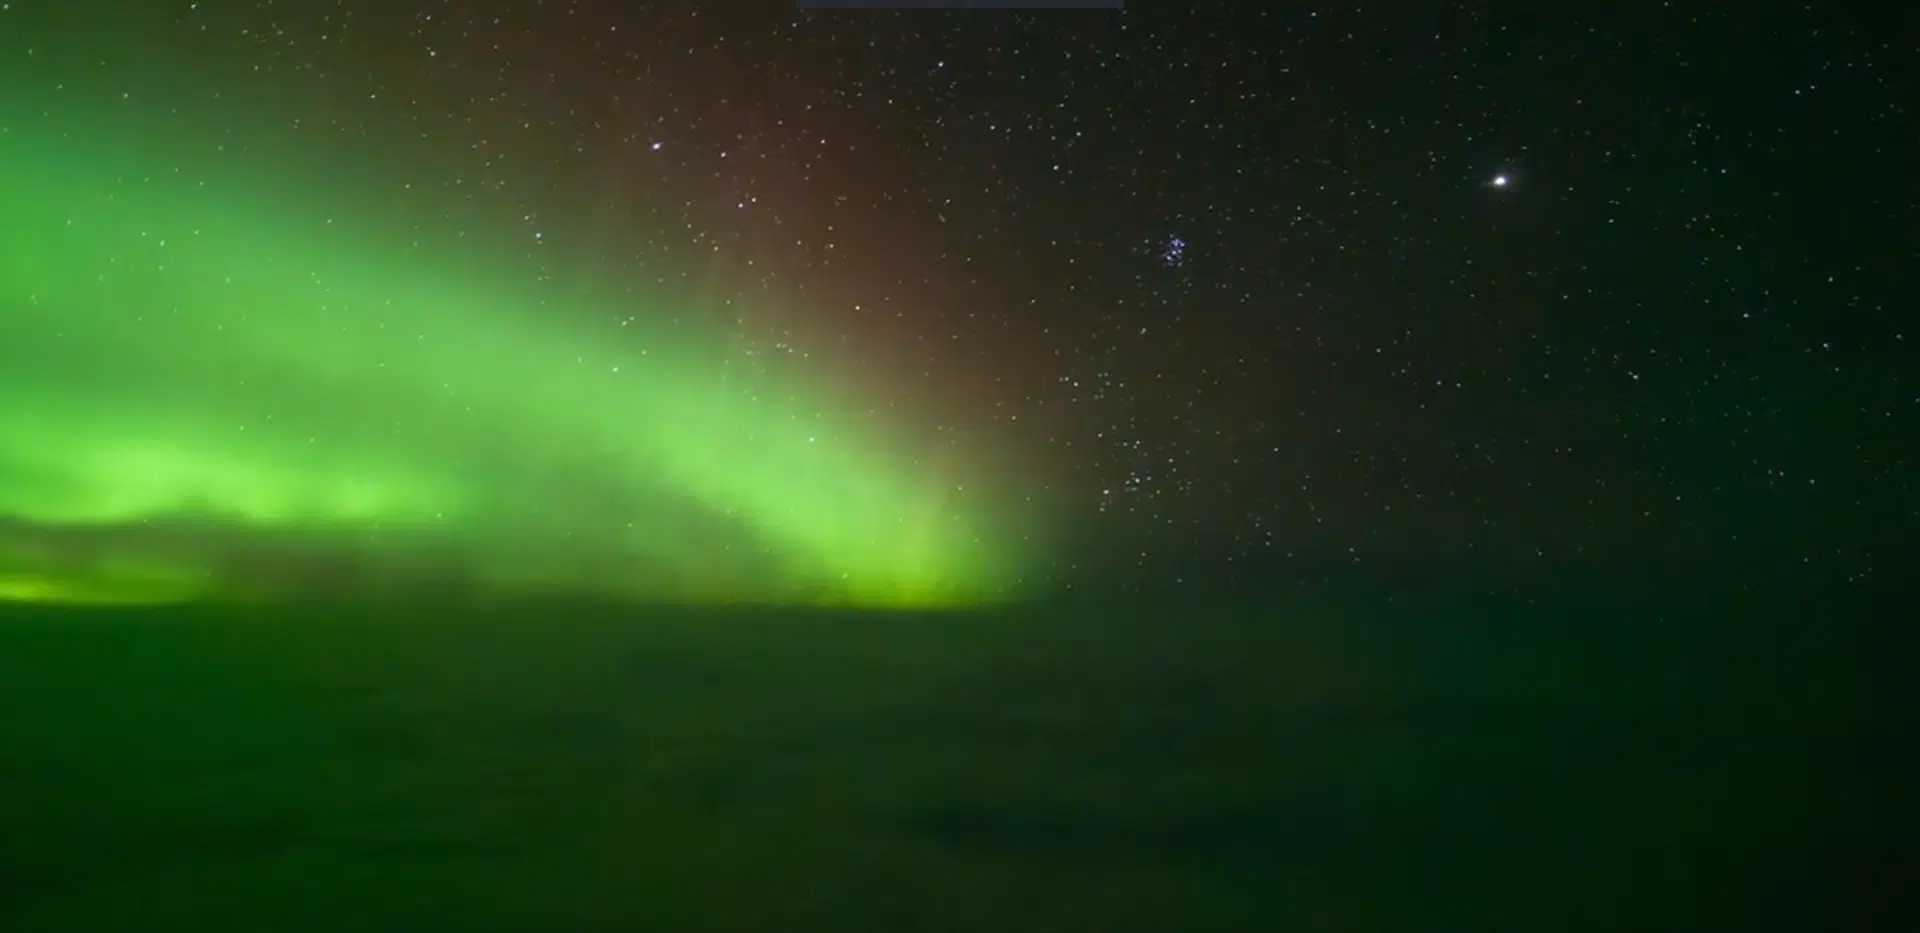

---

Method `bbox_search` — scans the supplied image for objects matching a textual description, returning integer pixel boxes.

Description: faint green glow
[0,114,1040,608]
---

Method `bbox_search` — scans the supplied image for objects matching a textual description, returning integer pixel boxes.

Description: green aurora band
[0,113,1041,608]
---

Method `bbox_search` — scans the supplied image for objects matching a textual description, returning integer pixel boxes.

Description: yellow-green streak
[0,112,1039,608]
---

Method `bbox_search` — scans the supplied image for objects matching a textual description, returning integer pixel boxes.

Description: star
[1158,235,1187,267]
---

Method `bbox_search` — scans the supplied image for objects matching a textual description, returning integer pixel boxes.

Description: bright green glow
[0,115,1038,608]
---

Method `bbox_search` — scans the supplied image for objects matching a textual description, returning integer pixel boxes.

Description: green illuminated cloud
[0,114,1039,608]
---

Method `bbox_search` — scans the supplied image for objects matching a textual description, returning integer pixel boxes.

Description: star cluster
[0,2,1905,601]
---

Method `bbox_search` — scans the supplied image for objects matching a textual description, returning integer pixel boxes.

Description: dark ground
[0,581,1909,932]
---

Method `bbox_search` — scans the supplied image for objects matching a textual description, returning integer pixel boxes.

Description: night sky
[0,2,1907,606]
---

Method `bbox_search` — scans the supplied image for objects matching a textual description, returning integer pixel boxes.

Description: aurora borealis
[0,110,1041,609]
